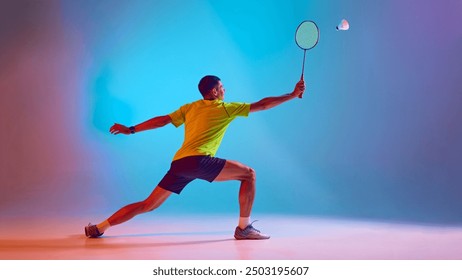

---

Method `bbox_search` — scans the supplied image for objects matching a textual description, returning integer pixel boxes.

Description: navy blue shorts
[158,156,226,194]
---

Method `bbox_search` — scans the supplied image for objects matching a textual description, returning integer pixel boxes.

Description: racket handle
[299,73,304,98]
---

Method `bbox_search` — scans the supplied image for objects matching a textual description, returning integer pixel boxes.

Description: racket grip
[299,73,304,98]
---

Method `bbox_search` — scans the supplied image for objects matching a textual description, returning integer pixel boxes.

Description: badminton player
[85,75,305,240]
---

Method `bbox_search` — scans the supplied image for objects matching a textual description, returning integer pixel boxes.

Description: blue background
[1,0,461,224]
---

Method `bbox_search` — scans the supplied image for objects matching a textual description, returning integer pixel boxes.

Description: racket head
[295,20,320,50]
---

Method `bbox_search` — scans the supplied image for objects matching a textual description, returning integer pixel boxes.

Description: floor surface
[1,214,461,260]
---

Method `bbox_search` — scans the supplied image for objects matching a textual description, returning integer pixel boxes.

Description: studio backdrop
[1,0,461,224]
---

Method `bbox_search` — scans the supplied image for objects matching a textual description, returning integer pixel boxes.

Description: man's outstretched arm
[249,79,305,113]
[109,115,172,135]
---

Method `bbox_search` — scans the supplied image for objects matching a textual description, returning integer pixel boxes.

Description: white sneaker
[234,221,270,240]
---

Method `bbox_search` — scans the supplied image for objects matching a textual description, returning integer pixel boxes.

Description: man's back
[169,99,250,161]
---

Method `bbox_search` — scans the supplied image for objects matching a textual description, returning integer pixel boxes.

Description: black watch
[129,126,136,134]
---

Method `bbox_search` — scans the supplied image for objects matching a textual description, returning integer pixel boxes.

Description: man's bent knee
[235,164,255,182]
[245,167,256,182]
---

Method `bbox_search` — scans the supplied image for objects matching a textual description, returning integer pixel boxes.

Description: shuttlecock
[336,19,349,31]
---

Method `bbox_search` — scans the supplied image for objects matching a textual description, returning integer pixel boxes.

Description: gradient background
[1,0,461,225]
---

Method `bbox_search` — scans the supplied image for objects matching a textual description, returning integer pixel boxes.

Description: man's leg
[107,186,172,226]
[214,160,269,240]
[85,186,172,237]
[215,159,255,218]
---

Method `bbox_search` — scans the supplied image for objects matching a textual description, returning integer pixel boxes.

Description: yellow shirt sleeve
[168,103,189,128]
[222,102,250,118]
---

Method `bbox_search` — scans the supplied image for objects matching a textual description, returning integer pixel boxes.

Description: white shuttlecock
[336,19,350,31]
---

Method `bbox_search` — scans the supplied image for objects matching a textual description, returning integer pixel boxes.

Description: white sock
[238,217,250,229]
[97,220,111,233]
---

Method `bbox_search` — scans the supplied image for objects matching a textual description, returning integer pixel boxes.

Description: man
[85,75,305,240]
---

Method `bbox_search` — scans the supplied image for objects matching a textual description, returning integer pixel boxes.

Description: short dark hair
[198,75,220,97]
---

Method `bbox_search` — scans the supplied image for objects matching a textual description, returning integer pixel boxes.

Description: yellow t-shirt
[169,99,250,161]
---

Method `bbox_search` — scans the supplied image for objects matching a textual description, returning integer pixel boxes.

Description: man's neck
[203,96,218,101]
